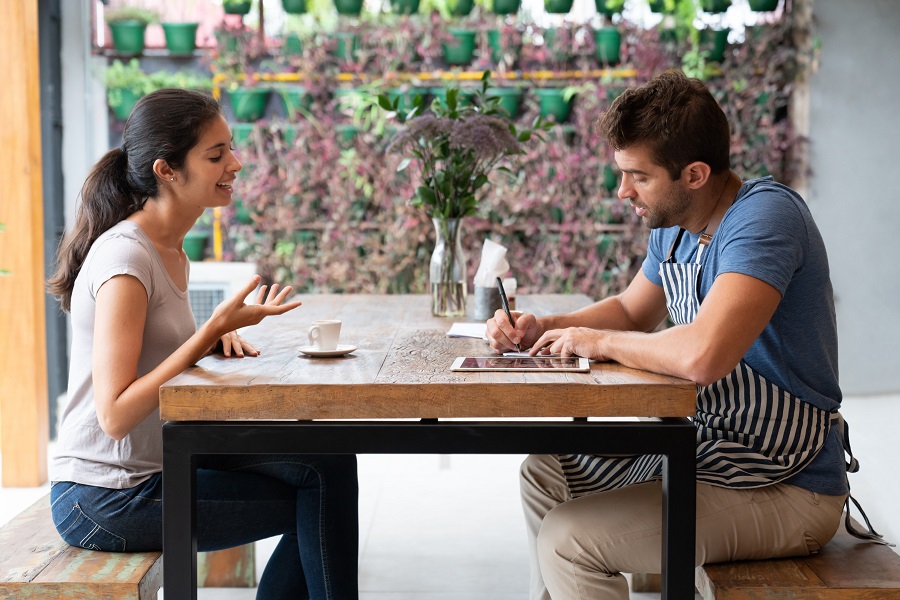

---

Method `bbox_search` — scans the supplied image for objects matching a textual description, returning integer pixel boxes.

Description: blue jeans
[50,454,358,600]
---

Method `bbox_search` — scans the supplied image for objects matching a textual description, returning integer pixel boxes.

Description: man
[486,70,872,600]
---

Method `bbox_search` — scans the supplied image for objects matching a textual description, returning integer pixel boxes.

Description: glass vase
[430,217,467,317]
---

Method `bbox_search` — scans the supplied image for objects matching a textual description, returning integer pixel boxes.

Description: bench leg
[198,543,256,588]
[631,572,662,593]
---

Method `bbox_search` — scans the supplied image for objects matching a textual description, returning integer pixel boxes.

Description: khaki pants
[521,454,846,600]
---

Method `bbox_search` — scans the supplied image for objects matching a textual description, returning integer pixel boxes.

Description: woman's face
[175,115,242,211]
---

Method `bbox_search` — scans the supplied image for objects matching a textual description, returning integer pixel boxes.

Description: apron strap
[832,412,894,546]
[665,228,687,262]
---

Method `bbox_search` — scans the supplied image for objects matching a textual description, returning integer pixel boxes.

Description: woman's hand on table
[213,330,260,358]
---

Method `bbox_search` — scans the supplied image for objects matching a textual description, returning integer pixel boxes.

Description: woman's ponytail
[47,147,139,312]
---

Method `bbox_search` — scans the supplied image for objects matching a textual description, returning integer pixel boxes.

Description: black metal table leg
[163,423,198,600]
[661,417,697,600]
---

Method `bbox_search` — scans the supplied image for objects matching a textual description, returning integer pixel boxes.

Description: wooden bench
[0,495,162,599]
[633,519,900,599]
[695,521,900,599]
[0,494,256,599]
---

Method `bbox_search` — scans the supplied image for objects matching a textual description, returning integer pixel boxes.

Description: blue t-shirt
[640,176,848,496]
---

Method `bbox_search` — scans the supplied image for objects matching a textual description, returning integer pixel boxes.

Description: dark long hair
[48,88,222,312]
[596,69,731,180]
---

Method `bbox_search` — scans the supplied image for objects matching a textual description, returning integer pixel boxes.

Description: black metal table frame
[162,418,697,599]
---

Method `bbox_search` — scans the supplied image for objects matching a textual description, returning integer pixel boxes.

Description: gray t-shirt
[51,221,196,489]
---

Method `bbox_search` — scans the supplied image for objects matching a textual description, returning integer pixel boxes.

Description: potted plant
[104,5,158,55]
[103,59,152,121]
[223,0,254,15]
[445,0,475,17]
[334,0,365,16]
[379,71,550,316]
[283,0,308,13]
[748,0,778,10]
[184,210,213,261]
[491,0,520,16]
[160,6,201,56]
[700,0,730,13]
[544,0,574,15]
[391,0,421,15]
[595,0,623,17]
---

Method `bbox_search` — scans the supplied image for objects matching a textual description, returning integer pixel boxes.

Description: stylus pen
[496,276,521,353]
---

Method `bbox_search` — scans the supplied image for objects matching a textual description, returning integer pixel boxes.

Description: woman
[47,88,359,599]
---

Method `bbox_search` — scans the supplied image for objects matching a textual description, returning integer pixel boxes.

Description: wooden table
[160,294,697,599]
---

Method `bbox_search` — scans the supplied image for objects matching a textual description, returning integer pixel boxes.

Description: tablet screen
[451,356,589,372]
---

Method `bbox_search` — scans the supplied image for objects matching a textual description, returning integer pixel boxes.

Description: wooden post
[0,0,49,487]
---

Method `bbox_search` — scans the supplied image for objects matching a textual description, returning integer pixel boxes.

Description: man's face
[614,145,691,230]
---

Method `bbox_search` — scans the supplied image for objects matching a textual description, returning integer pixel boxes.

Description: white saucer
[298,344,358,358]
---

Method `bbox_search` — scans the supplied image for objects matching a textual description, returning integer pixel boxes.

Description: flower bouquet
[380,71,551,316]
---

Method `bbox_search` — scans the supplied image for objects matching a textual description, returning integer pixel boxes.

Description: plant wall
[103,0,802,300]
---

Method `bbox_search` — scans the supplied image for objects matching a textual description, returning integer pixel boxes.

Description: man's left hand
[530,327,610,360]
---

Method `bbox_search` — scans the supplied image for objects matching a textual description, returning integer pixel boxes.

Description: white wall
[807,0,900,395]
[61,0,110,225]
[807,0,900,551]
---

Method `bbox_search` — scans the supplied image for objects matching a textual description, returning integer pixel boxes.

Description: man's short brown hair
[596,70,731,180]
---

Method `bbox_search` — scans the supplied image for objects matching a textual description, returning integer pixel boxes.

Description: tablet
[450,356,590,372]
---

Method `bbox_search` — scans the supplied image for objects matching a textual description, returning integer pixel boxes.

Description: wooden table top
[160,294,695,421]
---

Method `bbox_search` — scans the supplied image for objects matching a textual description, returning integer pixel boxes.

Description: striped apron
[560,228,832,496]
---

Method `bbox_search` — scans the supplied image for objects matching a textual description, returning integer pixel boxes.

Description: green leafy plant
[379,71,552,219]
[103,59,152,110]
[148,69,214,92]
[104,5,158,24]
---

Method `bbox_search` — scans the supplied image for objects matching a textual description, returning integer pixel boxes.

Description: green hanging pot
[447,0,474,17]
[223,0,253,15]
[487,29,522,64]
[109,21,147,55]
[283,33,303,54]
[485,87,523,118]
[594,26,621,65]
[282,0,307,13]
[110,88,142,121]
[231,122,255,146]
[278,86,313,120]
[748,0,778,10]
[281,124,300,145]
[334,0,364,15]
[594,0,621,17]
[232,200,254,225]
[544,0,574,14]
[385,88,413,113]
[700,27,729,63]
[183,230,209,261]
[335,123,360,145]
[391,0,421,14]
[492,0,520,15]
[533,87,572,122]
[330,32,359,61]
[602,164,618,194]
[648,0,673,14]
[228,88,271,122]
[442,29,477,66]
[700,0,731,13]
[161,22,199,55]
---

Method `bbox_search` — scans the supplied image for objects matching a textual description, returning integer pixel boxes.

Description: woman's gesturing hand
[208,275,303,341]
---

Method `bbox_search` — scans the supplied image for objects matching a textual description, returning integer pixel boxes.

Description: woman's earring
[170,177,175,181]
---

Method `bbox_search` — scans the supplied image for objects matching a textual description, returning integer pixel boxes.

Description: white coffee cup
[307,320,342,351]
